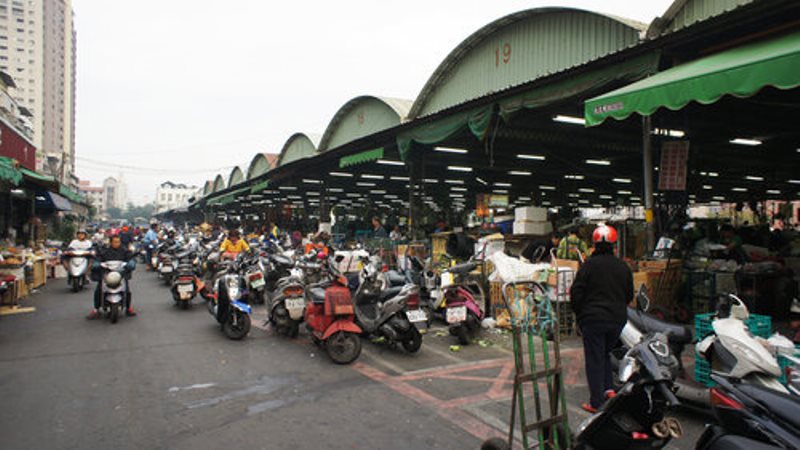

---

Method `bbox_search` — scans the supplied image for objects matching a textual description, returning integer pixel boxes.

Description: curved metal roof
[317,96,412,152]
[647,0,756,37]
[211,174,226,193]
[227,166,245,187]
[277,132,321,167]
[408,7,645,119]
[202,180,214,196]
[247,152,279,179]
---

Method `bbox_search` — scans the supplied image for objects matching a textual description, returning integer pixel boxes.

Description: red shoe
[605,389,617,399]
[86,309,100,320]
[126,307,137,316]
[581,403,597,413]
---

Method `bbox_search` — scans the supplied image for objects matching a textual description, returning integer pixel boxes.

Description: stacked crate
[513,207,552,235]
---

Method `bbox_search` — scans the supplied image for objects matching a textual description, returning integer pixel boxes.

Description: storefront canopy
[0,156,22,185]
[584,30,800,126]
[36,191,72,212]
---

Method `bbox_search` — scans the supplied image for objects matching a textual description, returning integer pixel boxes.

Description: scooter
[170,252,198,309]
[206,260,251,340]
[441,261,485,345]
[696,294,788,394]
[304,262,362,364]
[64,249,93,292]
[99,260,131,324]
[574,332,683,449]
[353,256,422,352]
[695,373,800,449]
[268,266,306,338]
[241,252,267,305]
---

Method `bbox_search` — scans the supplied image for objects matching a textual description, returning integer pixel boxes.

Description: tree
[122,203,155,223]
[106,207,123,219]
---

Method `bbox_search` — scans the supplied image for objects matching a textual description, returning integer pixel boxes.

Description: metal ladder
[502,280,570,450]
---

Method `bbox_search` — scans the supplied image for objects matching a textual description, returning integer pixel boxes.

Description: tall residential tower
[0,0,76,182]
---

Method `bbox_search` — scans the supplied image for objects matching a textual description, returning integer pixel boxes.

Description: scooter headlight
[104,271,122,288]
[619,355,639,383]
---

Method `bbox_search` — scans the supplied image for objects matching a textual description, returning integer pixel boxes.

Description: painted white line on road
[167,383,216,393]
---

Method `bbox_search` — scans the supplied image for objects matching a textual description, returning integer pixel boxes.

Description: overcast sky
[73,0,674,204]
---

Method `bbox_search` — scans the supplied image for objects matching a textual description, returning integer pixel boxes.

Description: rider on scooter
[143,223,159,270]
[219,229,249,260]
[87,235,137,319]
[570,224,632,413]
[62,229,94,267]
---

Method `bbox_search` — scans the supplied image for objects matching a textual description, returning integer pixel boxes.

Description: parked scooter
[268,266,306,338]
[441,261,485,345]
[170,251,199,309]
[64,248,94,292]
[353,256,422,352]
[206,259,252,340]
[99,260,131,324]
[304,263,362,364]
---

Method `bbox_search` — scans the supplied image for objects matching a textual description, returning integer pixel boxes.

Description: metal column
[642,116,655,252]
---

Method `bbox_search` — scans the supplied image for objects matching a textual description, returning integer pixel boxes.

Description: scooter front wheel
[110,303,120,324]
[326,331,362,364]
[70,277,81,293]
[223,311,251,340]
[401,325,422,353]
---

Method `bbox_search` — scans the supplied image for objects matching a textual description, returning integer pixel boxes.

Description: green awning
[20,167,56,184]
[396,106,492,161]
[585,31,800,126]
[250,179,269,194]
[0,157,22,185]
[339,147,384,168]
[59,185,84,204]
[207,186,249,207]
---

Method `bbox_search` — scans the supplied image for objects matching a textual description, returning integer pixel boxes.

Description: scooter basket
[325,286,353,316]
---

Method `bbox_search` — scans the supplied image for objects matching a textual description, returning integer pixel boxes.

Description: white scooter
[99,260,130,324]
[696,294,787,393]
[64,249,93,292]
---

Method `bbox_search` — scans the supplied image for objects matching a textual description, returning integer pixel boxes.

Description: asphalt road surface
[0,270,709,449]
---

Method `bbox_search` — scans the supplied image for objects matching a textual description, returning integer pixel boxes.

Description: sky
[73,0,674,205]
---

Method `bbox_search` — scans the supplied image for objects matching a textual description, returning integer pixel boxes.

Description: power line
[76,157,234,174]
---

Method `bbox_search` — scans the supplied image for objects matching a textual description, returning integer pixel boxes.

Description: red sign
[0,119,36,170]
[658,141,689,191]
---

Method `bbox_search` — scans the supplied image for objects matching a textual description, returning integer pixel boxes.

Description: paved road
[0,270,709,449]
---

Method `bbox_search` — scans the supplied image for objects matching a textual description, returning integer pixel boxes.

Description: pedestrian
[372,217,387,238]
[521,231,563,262]
[569,225,632,413]
[389,225,403,241]
[556,226,588,261]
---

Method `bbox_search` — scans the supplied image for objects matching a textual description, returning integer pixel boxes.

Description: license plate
[178,284,194,294]
[406,309,428,323]
[250,278,265,289]
[446,306,467,324]
[285,297,305,310]
[162,266,173,273]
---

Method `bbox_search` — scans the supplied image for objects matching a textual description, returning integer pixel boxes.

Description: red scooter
[304,259,362,364]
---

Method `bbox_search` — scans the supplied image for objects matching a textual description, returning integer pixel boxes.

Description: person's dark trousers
[581,321,624,409]
[93,282,102,310]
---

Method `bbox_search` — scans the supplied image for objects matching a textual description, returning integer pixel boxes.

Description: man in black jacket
[87,235,137,319]
[570,225,632,412]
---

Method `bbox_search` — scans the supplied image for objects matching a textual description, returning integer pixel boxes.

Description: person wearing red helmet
[570,224,633,413]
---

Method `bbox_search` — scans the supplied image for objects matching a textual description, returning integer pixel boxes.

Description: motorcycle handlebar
[658,381,680,407]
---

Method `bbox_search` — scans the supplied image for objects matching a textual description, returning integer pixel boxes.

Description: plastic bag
[488,251,549,283]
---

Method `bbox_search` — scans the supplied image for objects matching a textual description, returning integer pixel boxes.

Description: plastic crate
[778,345,800,385]
[694,312,772,387]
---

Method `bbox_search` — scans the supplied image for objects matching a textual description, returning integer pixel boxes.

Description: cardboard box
[513,220,552,235]
[515,206,547,222]
[638,259,683,272]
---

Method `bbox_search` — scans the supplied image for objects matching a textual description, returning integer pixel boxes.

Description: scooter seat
[446,262,478,276]
[385,271,406,286]
[380,286,403,300]
[627,307,693,345]
[736,383,800,431]
[309,287,327,304]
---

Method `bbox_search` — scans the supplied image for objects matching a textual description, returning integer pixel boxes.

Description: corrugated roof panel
[410,8,643,119]
[663,0,755,34]
[278,132,321,166]
[318,96,412,152]
[227,166,244,187]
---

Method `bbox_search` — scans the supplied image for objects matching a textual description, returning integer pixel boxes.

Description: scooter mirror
[636,284,650,312]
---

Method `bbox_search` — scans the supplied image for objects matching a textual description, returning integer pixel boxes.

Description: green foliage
[106,207,123,219]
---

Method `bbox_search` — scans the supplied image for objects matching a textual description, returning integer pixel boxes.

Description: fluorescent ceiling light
[713,196,725,200]
[730,138,762,146]
[447,165,472,172]
[767,189,781,194]
[518,196,531,201]
[346,193,361,198]
[708,172,719,177]
[450,187,467,192]
[377,159,404,166]
[541,201,551,206]
[509,170,531,176]
[745,176,764,181]
[732,187,748,192]
[564,174,584,180]
[356,182,376,187]
[369,190,387,194]
[517,154,546,161]
[788,180,800,184]
[612,178,631,184]
[328,188,343,193]
[278,186,297,191]
[539,185,556,191]
[303,179,321,184]
[330,172,352,177]
[494,182,511,187]
[451,193,464,198]
[578,188,595,193]
[703,185,712,190]
[578,199,590,204]
[306,191,320,196]
[361,174,384,180]
[586,159,611,166]
[631,196,641,201]
[476,177,488,185]
[493,189,508,194]
[424,178,438,183]
[568,193,580,198]
[390,176,410,181]
[287,195,302,199]
[599,195,613,199]
[444,179,464,184]
[553,115,585,125]
[653,128,685,138]
[385,194,398,199]
[434,146,468,154]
